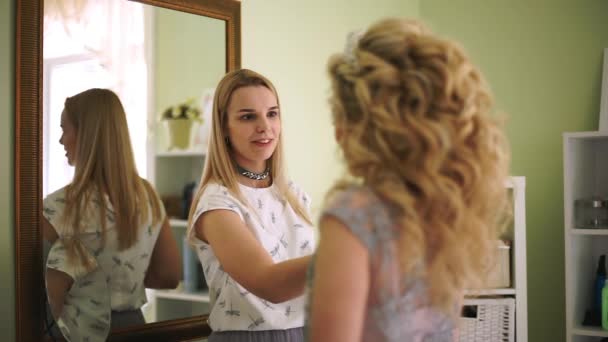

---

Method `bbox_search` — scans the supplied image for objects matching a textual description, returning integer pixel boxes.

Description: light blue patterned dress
[306,186,457,342]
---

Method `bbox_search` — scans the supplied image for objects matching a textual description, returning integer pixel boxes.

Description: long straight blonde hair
[61,88,162,267]
[188,69,312,227]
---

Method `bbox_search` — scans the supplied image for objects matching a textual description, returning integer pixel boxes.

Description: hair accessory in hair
[343,29,364,67]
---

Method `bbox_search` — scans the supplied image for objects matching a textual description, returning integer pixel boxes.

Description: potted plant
[161,98,203,150]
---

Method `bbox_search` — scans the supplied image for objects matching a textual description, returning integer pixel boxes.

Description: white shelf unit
[465,288,517,296]
[156,150,206,158]
[155,289,210,303]
[564,131,608,342]
[169,219,188,228]
[509,176,528,342]
[147,151,209,323]
[463,176,527,342]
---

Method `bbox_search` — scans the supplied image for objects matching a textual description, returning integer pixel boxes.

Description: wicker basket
[459,297,515,342]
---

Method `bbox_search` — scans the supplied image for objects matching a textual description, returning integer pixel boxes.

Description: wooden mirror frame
[14,0,240,340]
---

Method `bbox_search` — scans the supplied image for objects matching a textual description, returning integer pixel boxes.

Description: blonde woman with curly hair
[187,69,315,341]
[43,89,181,335]
[307,18,510,341]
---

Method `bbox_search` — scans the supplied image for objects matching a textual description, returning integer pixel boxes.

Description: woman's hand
[144,218,182,289]
[42,217,59,244]
[46,268,74,319]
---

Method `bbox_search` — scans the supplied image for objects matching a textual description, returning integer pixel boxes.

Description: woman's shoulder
[189,182,246,238]
[43,186,68,204]
[200,182,234,200]
[322,185,394,249]
[324,184,379,211]
[194,182,243,213]
[323,185,391,226]
[43,186,69,219]
[287,179,306,194]
[286,179,311,204]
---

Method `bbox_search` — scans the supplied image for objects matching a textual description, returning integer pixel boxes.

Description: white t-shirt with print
[187,181,316,332]
[43,187,165,311]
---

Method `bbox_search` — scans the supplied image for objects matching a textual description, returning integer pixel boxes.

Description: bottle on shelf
[602,279,608,330]
[582,254,607,327]
[596,255,607,313]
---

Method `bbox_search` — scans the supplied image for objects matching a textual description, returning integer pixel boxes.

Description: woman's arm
[43,217,59,244]
[195,209,311,304]
[46,268,74,319]
[309,216,370,342]
[43,217,70,318]
[144,218,182,289]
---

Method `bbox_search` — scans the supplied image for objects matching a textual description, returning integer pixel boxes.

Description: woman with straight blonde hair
[43,88,181,334]
[187,69,315,341]
[307,18,511,341]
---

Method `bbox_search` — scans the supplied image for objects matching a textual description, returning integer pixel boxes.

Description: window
[43,0,149,197]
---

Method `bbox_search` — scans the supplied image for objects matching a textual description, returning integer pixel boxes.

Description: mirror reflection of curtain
[43,0,149,196]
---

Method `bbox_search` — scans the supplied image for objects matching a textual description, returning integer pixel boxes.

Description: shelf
[169,219,188,228]
[564,134,608,342]
[156,150,205,157]
[570,229,608,236]
[572,326,608,337]
[154,289,210,303]
[465,288,516,296]
[504,176,525,189]
[564,131,608,139]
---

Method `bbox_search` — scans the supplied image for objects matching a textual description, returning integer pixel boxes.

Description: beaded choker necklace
[236,165,270,180]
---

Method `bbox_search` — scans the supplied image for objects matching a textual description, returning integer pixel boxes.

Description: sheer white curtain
[43,0,149,196]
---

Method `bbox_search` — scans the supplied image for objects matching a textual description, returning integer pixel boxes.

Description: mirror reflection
[45,238,111,341]
[42,0,226,339]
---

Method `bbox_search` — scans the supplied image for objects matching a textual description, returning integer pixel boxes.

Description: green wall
[420,1,608,341]
[242,0,420,215]
[0,0,15,340]
[154,6,225,149]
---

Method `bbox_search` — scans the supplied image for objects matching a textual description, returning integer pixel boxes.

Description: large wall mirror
[15,0,240,340]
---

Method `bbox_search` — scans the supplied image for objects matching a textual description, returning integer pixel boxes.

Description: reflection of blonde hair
[62,88,162,268]
[188,69,312,227]
[328,19,510,313]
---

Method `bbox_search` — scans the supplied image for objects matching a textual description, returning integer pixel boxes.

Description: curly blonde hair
[328,18,511,313]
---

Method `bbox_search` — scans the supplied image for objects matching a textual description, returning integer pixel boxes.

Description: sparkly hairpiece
[343,29,364,67]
